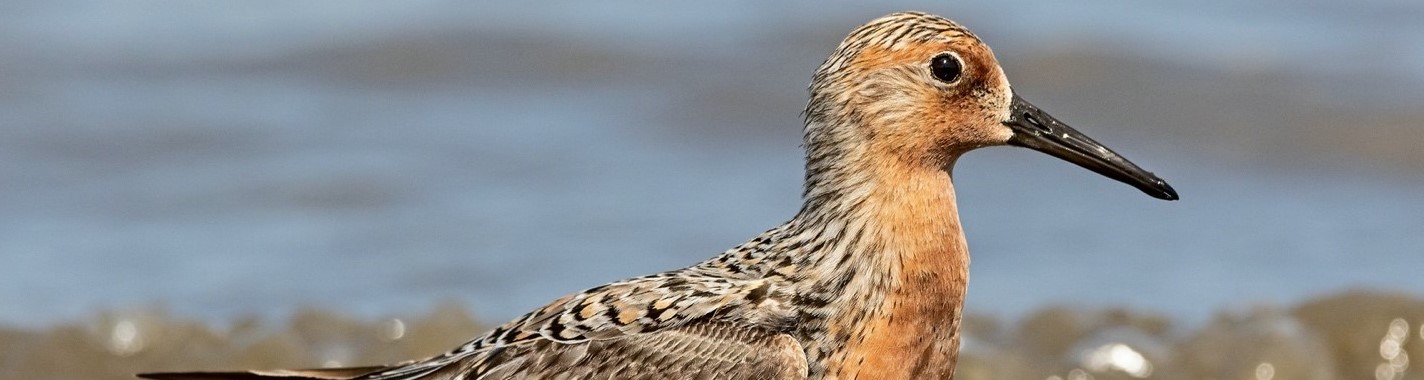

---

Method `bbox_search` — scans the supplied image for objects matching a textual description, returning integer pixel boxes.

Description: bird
[139,11,1177,380]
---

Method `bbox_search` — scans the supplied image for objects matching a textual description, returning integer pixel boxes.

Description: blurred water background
[2,1,1423,379]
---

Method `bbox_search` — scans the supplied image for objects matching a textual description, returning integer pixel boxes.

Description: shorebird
[140,11,1176,380]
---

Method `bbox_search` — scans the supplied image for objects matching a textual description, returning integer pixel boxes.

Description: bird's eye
[929,53,962,83]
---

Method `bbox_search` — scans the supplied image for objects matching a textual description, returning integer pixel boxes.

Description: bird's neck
[788,149,971,379]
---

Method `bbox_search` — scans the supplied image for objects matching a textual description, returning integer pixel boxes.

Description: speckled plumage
[141,11,1174,380]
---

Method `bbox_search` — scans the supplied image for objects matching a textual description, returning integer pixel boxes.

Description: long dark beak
[1004,93,1178,200]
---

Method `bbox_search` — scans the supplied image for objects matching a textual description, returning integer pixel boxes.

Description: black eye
[929,53,962,83]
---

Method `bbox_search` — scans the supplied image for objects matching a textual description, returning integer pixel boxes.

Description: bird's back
[142,226,812,380]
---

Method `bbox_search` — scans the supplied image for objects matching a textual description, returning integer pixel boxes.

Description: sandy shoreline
[3,290,1419,380]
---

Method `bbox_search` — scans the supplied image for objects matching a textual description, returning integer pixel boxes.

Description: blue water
[2,1,1422,328]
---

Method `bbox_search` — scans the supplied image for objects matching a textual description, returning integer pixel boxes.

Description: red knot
[140,11,1176,380]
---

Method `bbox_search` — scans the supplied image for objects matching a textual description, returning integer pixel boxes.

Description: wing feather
[138,273,800,380]
[137,366,389,380]
[467,321,806,380]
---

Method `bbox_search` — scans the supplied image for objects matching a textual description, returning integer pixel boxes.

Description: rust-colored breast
[825,167,970,380]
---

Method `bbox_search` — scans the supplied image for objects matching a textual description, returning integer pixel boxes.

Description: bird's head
[805,12,1177,200]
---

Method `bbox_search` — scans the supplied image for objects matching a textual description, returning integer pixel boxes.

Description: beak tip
[1150,180,1179,201]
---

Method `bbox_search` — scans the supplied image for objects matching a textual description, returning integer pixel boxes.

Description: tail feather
[137,366,390,380]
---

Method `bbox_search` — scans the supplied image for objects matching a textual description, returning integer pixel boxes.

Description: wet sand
[3,291,1419,380]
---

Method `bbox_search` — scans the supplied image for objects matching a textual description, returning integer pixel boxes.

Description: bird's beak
[1003,93,1178,200]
